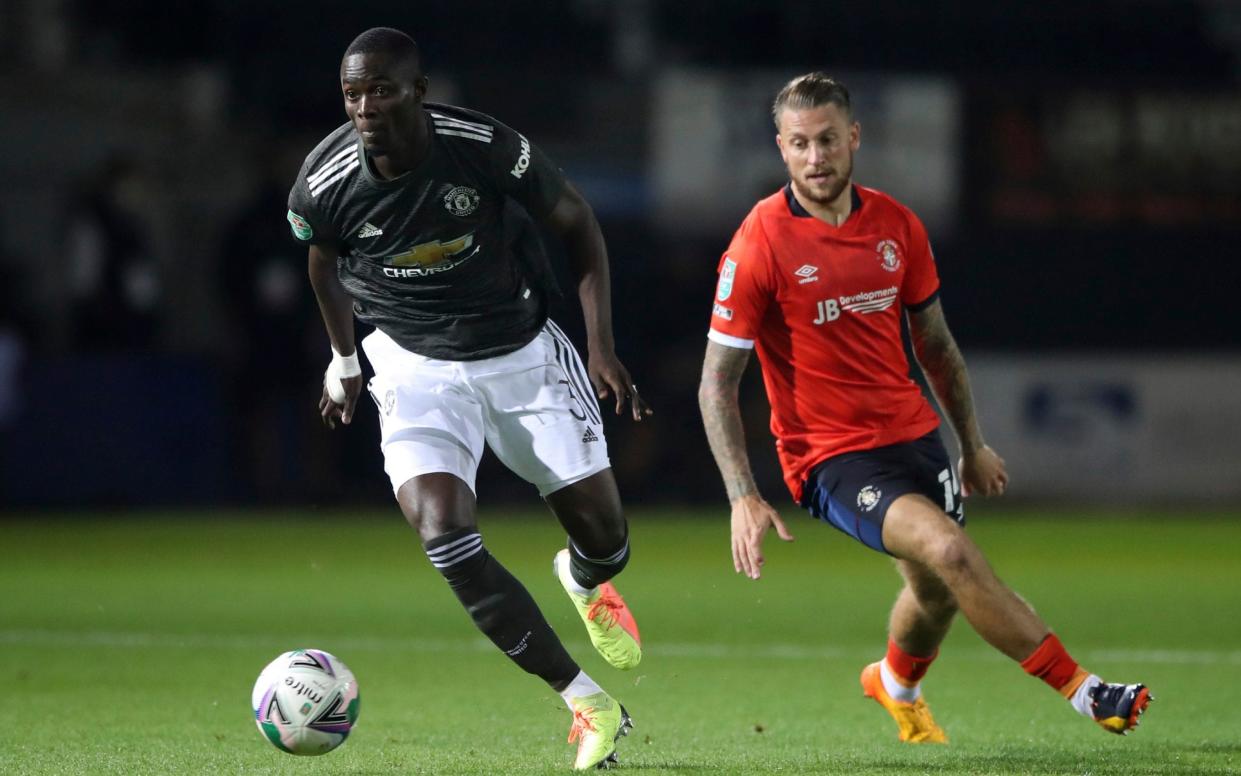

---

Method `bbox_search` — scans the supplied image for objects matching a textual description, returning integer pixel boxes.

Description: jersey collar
[783,182,863,222]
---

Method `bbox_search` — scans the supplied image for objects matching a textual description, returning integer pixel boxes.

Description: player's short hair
[342,27,421,72]
[772,73,852,129]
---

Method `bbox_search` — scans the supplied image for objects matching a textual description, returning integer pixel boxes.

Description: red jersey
[708,184,942,502]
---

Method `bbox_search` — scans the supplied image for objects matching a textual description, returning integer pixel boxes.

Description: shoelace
[893,701,942,741]
[586,590,624,628]
[568,707,597,744]
[908,702,936,727]
[887,698,935,726]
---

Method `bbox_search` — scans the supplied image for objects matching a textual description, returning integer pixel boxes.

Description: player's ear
[775,133,787,162]
[850,121,861,152]
[414,76,429,101]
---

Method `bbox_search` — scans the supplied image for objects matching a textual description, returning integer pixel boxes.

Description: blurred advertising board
[965,89,1241,227]
[964,356,1241,503]
[650,69,961,236]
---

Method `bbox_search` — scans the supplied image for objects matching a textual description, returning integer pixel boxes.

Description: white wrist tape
[325,348,361,403]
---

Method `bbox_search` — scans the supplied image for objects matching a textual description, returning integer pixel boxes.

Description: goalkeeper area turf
[2,506,1238,774]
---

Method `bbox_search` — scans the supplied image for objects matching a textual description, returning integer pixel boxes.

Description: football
[251,649,360,755]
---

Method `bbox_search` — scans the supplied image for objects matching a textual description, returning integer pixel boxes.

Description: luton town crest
[857,485,882,512]
[875,239,901,272]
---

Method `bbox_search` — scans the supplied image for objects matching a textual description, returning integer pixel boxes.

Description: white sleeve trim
[707,329,755,350]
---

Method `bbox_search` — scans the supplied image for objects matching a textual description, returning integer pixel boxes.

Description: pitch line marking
[1,629,1237,665]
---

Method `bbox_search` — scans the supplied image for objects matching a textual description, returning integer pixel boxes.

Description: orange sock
[1020,633,1089,698]
[885,637,938,685]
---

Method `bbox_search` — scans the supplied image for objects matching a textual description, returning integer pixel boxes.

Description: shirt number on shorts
[938,467,961,519]
[557,379,589,422]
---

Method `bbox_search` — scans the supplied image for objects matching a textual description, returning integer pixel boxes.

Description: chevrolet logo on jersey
[383,233,478,278]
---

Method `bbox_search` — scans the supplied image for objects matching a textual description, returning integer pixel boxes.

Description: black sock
[425,528,579,690]
[567,533,630,589]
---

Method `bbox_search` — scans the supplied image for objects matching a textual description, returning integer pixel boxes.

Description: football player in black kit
[287,27,649,770]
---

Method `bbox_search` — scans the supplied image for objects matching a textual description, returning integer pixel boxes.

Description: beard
[791,156,853,206]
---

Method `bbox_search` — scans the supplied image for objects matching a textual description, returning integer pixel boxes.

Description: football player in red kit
[697,72,1150,743]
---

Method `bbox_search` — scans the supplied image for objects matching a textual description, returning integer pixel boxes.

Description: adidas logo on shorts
[357,222,383,239]
[581,427,599,444]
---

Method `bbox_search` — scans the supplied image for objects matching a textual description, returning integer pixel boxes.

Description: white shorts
[362,319,611,498]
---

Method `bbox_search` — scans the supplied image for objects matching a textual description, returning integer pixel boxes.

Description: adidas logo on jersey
[581,427,599,444]
[357,222,383,239]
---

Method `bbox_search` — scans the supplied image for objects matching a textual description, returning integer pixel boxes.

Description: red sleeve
[708,214,774,348]
[900,209,940,309]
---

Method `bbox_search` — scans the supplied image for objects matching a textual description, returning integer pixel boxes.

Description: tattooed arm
[698,340,794,578]
[698,341,760,502]
[907,299,1009,497]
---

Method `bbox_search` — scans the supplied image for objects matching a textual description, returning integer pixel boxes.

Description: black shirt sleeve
[286,175,340,247]
[490,121,566,220]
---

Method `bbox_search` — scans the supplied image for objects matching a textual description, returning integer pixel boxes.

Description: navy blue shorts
[799,431,964,554]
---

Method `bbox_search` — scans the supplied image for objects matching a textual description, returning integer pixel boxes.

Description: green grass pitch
[2,506,1239,774]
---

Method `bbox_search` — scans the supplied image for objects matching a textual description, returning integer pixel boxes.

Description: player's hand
[959,445,1008,497]
[319,374,365,430]
[587,349,653,421]
[730,493,795,580]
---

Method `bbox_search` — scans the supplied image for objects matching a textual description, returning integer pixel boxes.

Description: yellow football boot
[567,691,633,770]
[554,549,642,670]
[860,661,948,743]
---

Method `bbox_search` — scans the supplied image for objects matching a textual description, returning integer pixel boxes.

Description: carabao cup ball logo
[875,240,901,272]
[444,186,480,217]
[717,258,737,301]
[287,210,314,240]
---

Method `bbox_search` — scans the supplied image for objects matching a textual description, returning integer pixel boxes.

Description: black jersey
[287,103,566,360]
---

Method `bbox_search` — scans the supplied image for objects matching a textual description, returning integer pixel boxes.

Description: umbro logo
[582,427,599,444]
[357,222,383,239]
[794,264,820,284]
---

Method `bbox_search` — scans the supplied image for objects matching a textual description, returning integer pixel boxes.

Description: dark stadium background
[1,0,1238,509]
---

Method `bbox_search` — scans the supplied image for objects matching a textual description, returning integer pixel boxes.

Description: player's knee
[590,511,629,554]
[926,532,976,582]
[564,501,628,558]
[398,474,475,541]
[568,530,630,588]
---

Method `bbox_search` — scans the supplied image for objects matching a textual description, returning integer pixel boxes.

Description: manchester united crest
[875,239,901,272]
[443,186,480,217]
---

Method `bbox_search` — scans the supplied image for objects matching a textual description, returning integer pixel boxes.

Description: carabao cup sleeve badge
[717,258,737,301]
[287,209,314,241]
